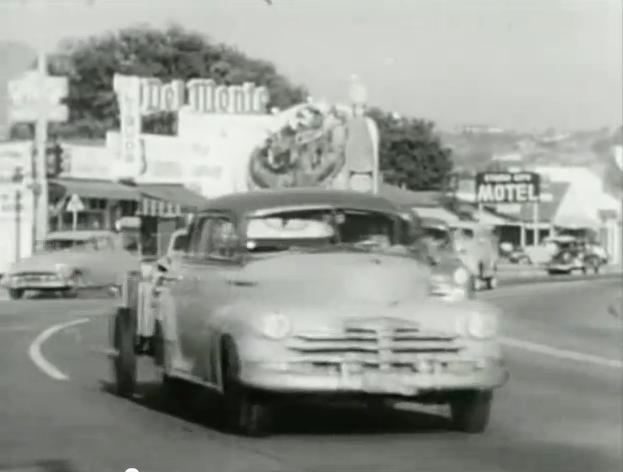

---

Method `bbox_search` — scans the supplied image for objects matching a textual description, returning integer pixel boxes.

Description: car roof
[199,188,401,216]
[46,230,116,241]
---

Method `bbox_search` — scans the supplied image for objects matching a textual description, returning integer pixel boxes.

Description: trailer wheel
[112,307,137,398]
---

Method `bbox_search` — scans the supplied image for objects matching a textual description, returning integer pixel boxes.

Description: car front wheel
[8,288,24,300]
[449,390,492,433]
[485,276,497,290]
[221,341,272,437]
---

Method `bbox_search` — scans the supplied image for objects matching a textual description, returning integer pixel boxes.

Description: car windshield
[246,208,404,254]
[422,226,451,248]
[451,227,475,239]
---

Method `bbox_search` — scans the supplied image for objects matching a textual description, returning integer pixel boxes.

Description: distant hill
[441,126,623,197]
[442,127,619,169]
[0,41,36,140]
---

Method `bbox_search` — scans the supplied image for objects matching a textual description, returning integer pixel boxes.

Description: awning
[50,178,140,201]
[137,184,209,217]
[412,206,460,224]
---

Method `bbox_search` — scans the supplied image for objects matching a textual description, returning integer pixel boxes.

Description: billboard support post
[533,201,539,246]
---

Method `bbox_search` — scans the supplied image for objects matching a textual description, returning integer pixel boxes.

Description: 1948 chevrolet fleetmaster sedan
[110,189,508,436]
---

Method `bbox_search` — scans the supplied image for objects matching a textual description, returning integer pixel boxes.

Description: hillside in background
[441,127,622,194]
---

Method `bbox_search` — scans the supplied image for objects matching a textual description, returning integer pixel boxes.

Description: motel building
[452,169,622,265]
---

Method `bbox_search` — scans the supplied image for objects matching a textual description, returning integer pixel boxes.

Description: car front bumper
[3,277,73,291]
[547,263,579,272]
[240,358,508,397]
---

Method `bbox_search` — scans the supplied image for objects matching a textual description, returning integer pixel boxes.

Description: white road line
[28,318,90,381]
[501,336,623,369]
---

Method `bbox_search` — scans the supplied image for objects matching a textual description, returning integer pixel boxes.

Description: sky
[0,0,621,132]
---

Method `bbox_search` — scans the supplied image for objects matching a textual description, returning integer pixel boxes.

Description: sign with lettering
[8,71,68,123]
[112,74,270,179]
[475,172,540,204]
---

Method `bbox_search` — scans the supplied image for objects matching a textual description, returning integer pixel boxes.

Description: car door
[175,213,240,384]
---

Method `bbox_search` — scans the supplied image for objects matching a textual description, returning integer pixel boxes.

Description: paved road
[1,278,621,472]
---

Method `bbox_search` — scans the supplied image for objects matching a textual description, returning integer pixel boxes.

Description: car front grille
[286,318,464,371]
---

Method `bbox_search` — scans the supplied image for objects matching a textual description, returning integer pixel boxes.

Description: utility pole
[19,0,91,248]
[33,46,49,246]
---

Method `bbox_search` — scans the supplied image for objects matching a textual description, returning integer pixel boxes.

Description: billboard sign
[112,73,271,179]
[8,71,68,123]
[475,171,540,204]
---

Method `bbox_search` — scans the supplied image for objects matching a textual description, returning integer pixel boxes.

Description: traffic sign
[66,193,84,212]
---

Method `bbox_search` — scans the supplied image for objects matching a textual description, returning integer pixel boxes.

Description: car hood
[232,251,433,306]
[7,250,81,274]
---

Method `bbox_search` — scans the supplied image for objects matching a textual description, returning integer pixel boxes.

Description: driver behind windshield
[246,209,405,253]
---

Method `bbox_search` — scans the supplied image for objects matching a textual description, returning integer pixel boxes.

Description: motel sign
[475,171,541,204]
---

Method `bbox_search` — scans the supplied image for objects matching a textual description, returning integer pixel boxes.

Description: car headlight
[54,263,72,278]
[453,267,470,286]
[257,313,292,340]
[466,310,498,339]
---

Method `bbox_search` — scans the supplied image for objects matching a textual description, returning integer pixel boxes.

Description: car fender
[156,288,180,344]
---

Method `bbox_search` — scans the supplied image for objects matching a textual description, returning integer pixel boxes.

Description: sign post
[8,68,68,249]
[66,193,85,231]
[14,189,22,263]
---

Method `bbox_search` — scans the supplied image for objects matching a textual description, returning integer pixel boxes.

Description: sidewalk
[497,262,623,285]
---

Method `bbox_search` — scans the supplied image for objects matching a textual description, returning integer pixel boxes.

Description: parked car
[1,230,139,300]
[417,216,475,299]
[449,221,499,290]
[110,189,508,436]
[546,235,604,275]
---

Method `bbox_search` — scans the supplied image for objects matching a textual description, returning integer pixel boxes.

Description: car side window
[188,215,238,261]
[187,217,209,258]
[207,218,238,261]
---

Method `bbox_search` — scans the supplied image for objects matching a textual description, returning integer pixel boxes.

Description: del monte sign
[112,73,271,178]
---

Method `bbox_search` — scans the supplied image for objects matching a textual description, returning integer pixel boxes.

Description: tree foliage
[44,24,308,138]
[369,108,454,191]
[9,24,454,192]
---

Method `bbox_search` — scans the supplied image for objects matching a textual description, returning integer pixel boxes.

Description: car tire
[63,272,84,299]
[221,340,272,437]
[449,390,492,434]
[8,288,24,300]
[485,276,497,290]
[112,308,137,398]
